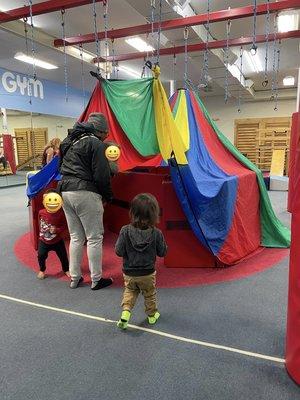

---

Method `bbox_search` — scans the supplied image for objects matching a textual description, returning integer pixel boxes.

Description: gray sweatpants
[62,191,104,283]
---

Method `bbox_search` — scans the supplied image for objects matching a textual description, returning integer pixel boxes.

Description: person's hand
[50,226,56,234]
[103,201,107,207]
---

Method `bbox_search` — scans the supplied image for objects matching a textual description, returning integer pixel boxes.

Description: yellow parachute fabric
[152,65,188,165]
[174,90,190,151]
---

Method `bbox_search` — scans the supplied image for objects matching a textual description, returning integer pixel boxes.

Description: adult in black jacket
[60,113,113,290]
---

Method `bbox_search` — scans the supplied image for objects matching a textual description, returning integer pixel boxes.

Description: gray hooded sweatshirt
[115,225,167,276]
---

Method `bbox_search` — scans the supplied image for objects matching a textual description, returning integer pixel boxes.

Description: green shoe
[148,312,160,325]
[117,310,131,330]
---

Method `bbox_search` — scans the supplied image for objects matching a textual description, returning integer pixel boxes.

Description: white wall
[202,96,297,143]
[4,113,77,141]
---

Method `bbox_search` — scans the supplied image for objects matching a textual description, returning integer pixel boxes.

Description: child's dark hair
[130,193,159,230]
[44,188,59,195]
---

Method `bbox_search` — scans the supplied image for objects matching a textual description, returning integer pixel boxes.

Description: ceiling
[0,0,299,101]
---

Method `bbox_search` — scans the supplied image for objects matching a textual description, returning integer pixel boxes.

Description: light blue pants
[62,191,104,283]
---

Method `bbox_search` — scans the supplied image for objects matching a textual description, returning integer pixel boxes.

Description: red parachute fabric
[190,92,261,264]
[3,134,16,173]
[286,111,300,385]
[79,83,162,171]
[287,113,299,212]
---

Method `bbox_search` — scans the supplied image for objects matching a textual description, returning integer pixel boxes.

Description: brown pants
[121,272,157,316]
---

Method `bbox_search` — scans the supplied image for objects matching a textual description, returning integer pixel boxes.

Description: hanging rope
[23,18,33,105]
[151,0,156,36]
[251,0,258,55]
[274,40,281,111]
[150,0,156,64]
[79,44,86,108]
[61,9,68,102]
[141,56,147,78]
[262,0,270,87]
[103,0,109,78]
[172,49,177,86]
[200,0,210,87]
[183,27,189,88]
[111,38,117,79]
[116,62,119,79]
[28,1,37,169]
[28,0,37,81]
[92,0,101,73]
[224,20,231,103]
[156,0,163,65]
[237,46,244,113]
[271,14,278,102]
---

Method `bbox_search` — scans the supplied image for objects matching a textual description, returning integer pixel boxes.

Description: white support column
[169,80,175,97]
[1,108,8,133]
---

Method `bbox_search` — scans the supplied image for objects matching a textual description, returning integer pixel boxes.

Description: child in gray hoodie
[115,193,167,329]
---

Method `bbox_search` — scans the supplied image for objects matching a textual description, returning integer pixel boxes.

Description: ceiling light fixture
[14,52,58,70]
[244,50,263,74]
[66,46,95,63]
[278,12,299,33]
[118,65,140,78]
[250,44,257,56]
[125,37,154,53]
[283,76,295,86]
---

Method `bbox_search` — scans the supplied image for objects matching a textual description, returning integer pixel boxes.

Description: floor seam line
[0,293,285,365]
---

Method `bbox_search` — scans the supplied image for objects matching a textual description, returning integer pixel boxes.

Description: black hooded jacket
[115,225,168,276]
[59,122,113,201]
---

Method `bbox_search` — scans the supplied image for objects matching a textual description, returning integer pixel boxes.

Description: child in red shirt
[37,190,70,279]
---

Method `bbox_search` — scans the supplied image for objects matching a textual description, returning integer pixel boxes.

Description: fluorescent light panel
[283,76,295,86]
[278,13,299,33]
[125,37,154,52]
[14,52,58,70]
[118,65,140,78]
[244,51,263,73]
[66,46,95,63]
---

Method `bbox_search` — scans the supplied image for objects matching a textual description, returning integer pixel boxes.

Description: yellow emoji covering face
[43,192,63,213]
[105,145,120,162]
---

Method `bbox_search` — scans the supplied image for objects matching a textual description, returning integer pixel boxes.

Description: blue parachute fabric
[169,92,238,255]
[27,156,61,199]
[169,159,209,250]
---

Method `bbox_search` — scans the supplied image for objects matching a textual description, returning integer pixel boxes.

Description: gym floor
[0,186,299,400]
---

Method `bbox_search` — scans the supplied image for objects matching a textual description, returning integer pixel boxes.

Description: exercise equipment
[237,46,243,113]
[27,75,290,266]
[92,0,101,73]
[286,111,300,385]
[270,149,286,176]
[199,0,210,88]
[250,0,258,55]
[60,9,69,102]
[1,134,17,174]
[224,20,231,103]
[262,0,270,87]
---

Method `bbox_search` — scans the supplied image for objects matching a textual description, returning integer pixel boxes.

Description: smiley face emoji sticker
[105,145,120,162]
[43,191,63,213]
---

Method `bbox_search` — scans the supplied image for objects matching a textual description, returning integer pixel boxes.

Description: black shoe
[91,278,113,290]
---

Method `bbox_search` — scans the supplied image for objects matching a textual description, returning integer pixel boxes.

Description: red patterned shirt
[38,208,67,245]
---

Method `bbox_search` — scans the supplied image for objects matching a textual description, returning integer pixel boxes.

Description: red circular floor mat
[14,231,289,288]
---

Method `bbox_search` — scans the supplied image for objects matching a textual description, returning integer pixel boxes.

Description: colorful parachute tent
[169,89,290,264]
[27,75,290,265]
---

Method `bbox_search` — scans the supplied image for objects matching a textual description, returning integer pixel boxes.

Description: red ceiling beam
[54,0,300,47]
[0,0,103,24]
[93,30,300,63]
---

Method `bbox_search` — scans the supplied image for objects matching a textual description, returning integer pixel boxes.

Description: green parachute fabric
[193,92,290,248]
[102,78,159,156]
